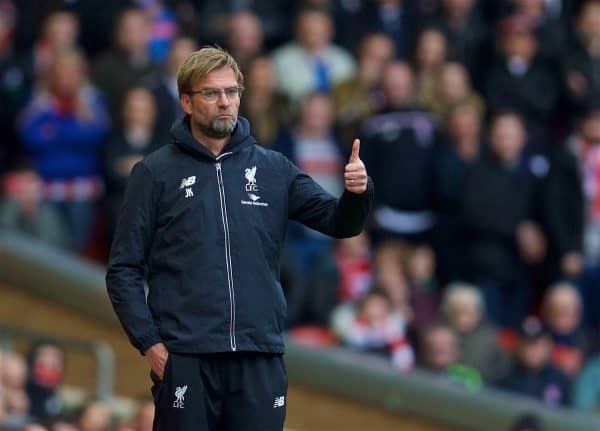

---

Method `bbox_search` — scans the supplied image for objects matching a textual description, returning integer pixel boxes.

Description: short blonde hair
[176,46,244,96]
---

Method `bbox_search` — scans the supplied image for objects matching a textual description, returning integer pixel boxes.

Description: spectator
[2,351,31,429]
[426,62,484,121]
[19,48,109,251]
[512,0,568,65]
[372,241,413,320]
[132,0,177,63]
[459,112,544,327]
[104,87,161,240]
[415,28,449,114]
[92,7,158,125]
[26,342,65,421]
[226,10,264,73]
[333,0,421,57]
[239,56,290,147]
[77,401,111,431]
[571,352,600,410]
[0,170,67,247]
[302,233,373,326]
[541,282,587,376]
[26,10,80,83]
[402,244,439,330]
[486,14,560,150]
[130,398,154,431]
[426,0,491,89]
[565,0,600,118]
[332,289,415,372]
[0,0,29,174]
[332,33,394,147]
[440,283,510,382]
[274,92,345,272]
[361,61,436,243]
[148,36,197,142]
[497,316,570,406]
[271,7,355,104]
[432,101,483,281]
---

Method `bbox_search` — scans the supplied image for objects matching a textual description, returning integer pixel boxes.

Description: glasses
[187,86,244,103]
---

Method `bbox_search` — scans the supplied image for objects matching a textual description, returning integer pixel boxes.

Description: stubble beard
[198,113,238,139]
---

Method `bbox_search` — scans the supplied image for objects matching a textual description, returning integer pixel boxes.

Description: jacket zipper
[215,155,237,351]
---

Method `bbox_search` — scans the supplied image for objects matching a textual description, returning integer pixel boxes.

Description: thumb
[349,139,360,162]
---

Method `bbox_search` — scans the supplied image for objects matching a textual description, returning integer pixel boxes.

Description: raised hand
[344,139,368,194]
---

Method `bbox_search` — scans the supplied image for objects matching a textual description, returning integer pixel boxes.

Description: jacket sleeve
[106,161,162,355]
[285,157,374,238]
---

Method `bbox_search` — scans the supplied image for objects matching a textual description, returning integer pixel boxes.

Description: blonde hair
[440,282,484,320]
[176,46,244,96]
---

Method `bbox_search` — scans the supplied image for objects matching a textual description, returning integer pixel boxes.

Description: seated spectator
[115,397,153,431]
[19,48,109,251]
[426,0,491,89]
[512,0,567,66]
[26,341,65,421]
[402,244,439,331]
[418,323,483,390]
[302,233,372,326]
[239,56,290,147]
[432,101,483,281]
[92,7,158,125]
[2,351,31,429]
[104,87,161,241]
[132,0,176,63]
[332,33,394,147]
[372,241,412,320]
[427,62,484,121]
[332,289,415,372]
[0,170,67,247]
[486,14,560,151]
[271,7,355,104]
[497,316,570,406]
[415,28,449,113]
[440,283,510,382]
[460,111,545,328]
[541,283,587,376]
[76,400,112,431]
[274,92,345,273]
[566,0,600,118]
[226,10,264,73]
[361,61,436,243]
[148,36,197,142]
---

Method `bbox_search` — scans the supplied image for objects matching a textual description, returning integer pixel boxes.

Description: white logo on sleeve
[180,176,196,199]
[273,395,285,408]
[241,166,269,207]
[173,385,188,409]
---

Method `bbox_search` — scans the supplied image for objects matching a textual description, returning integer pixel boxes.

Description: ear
[180,94,193,115]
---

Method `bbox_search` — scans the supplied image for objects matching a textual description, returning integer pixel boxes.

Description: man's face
[181,67,241,139]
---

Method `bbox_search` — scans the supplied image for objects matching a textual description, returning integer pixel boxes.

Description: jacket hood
[171,115,255,160]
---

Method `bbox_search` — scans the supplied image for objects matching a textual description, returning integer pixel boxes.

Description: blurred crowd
[3,0,600,424]
[0,342,154,431]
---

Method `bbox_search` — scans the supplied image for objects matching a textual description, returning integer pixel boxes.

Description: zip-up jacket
[106,116,374,355]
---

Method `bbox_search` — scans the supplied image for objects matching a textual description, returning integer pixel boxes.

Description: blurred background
[3,0,600,430]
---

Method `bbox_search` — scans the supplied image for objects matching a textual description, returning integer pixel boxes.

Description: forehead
[195,67,238,89]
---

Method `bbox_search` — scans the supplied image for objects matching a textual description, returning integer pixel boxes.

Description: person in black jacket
[105,46,373,431]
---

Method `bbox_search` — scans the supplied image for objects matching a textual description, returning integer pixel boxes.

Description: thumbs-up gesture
[344,139,368,194]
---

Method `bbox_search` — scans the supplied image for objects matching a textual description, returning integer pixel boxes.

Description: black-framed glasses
[187,86,244,103]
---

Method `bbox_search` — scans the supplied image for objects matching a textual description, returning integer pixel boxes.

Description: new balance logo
[180,176,196,189]
[273,396,285,408]
[185,188,193,198]
[173,385,188,409]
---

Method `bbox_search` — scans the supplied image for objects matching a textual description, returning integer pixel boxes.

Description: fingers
[349,139,360,162]
[344,171,367,181]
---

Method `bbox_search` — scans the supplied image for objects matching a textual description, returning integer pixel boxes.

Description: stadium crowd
[4,0,600,428]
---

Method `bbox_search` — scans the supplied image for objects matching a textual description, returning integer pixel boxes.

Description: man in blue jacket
[106,46,373,431]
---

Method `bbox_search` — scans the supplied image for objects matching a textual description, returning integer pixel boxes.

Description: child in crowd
[332,289,414,372]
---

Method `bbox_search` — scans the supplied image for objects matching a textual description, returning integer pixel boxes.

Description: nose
[217,90,230,107]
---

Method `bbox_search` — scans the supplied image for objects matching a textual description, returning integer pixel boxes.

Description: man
[106,46,373,430]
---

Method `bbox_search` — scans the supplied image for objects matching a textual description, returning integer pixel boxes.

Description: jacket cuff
[136,331,163,356]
